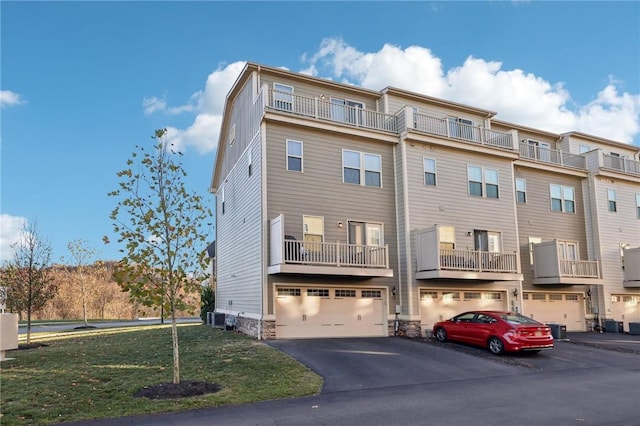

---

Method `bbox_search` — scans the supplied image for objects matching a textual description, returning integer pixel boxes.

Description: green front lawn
[1,324,322,425]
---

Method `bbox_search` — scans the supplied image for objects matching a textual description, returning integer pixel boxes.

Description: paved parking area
[79,334,640,426]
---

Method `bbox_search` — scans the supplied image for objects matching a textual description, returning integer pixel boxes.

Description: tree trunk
[26,307,32,345]
[171,314,180,384]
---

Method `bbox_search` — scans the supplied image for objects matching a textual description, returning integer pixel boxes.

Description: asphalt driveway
[267,336,521,392]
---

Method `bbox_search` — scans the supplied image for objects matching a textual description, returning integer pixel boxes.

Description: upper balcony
[266,89,398,134]
[519,142,586,170]
[414,227,522,281]
[532,240,603,285]
[623,247,640,288]
[411,112,516,151]
[601,153,640,177]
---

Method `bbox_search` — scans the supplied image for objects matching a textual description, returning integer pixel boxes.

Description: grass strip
[1,324,322,425]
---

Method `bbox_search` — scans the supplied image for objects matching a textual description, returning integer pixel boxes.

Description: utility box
[628,322,640,336]
[547,323,567,340]
[605,320,624,333]
[0,313,19,361]
[213,313,226,328]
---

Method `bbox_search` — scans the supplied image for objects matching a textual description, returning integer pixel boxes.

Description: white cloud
[144,61,246,154]
[1,90,26,108]
[0,214,27,263]
[303,38,640,144]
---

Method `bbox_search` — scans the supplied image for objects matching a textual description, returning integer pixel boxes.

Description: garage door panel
[276,286,387,339]
[610,295,640,333]
[523,293,585,332]
[420,290,507,333]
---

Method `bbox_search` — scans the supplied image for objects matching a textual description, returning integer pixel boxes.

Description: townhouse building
[210,62,640,339]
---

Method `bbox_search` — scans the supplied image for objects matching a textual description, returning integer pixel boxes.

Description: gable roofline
[560,131,640,153]
[381,87,496,118]
[491,119,562,140]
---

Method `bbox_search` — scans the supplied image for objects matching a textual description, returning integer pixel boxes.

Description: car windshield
[499,313,539,325]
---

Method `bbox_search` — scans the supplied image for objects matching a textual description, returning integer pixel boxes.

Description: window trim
[467,165,499,199]
[516,178,527,204]
[636,193,640,219]
[423,157,437,186]
[607,189,617,212]
[273,83,294,111]
[550,184,575,213]
[342,149,382,187]
[286,139,303,172]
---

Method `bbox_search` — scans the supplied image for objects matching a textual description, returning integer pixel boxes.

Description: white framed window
[423,157,436,186]
[550,184,575,213]
[307,288,329,297]
[636,193,640,219]
[608,189,617,212]
[474,230,501,252]
[286,140,303,172]
[342,150,381,187]
[348,221,383,247]
[579,144,591,154]
[528,236,542,264]
[468,165,499,198]
[335,289,356,298]
[303,216,324,244]
[277,288,301,296]
[274,83,293,111]
[620,243,631,270]
[362,290,382,298]
[558,241,578,260]
[516,178,527,204]
[330,97,364,125]
[439,226,455,250]
[526,139,551,162]
[448,117,474,140]
[220,186,225,215]
[485,169,499,198]
[247,149,252,176]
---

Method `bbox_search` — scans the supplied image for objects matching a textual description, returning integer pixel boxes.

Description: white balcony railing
[283,239,389,269]
[559,259,600,278]
[439,249,518,273]
[267,90,398,133]
[602,154,640,176]
[519,142,586,169]
[413,113,514,150]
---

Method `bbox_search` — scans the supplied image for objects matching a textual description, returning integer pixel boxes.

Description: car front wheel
[488,337,504,355]
[435,327,448,342]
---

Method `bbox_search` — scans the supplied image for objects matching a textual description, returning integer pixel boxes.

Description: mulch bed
[134,381,221,399]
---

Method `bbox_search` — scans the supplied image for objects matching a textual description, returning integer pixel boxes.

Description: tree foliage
[2,220,57,344]
[106,129,212,384]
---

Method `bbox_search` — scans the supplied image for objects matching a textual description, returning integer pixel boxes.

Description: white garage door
[275,287,387,338]
[610,294,640,332]
[420,289,507,333]
[523,292,585,331]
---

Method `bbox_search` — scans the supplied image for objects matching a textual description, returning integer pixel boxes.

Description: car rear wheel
[435,327,448,342]
[488,337,504,355]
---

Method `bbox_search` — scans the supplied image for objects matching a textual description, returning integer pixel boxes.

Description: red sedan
[432,311,554,354]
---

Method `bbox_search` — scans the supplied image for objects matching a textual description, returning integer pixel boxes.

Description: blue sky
[2,1,639,263]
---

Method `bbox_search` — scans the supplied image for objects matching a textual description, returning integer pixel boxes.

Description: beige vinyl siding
[404,143,519,314]
[216,134,263,316]
[264,122,398,315]
[514,168,588,289]
[218,75,261,183]
[592,178,640,296]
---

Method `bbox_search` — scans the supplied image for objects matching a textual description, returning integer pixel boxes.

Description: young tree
[4,221,57,344]
[62,240,98,326]
[106,129,212,384]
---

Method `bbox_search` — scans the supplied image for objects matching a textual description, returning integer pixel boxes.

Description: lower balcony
[415,227,522,281]
[532,240,603,285]
[268,238,393,277]
[623,247,640,288]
